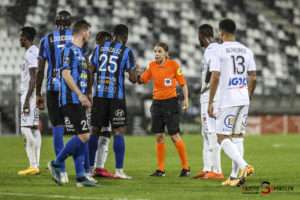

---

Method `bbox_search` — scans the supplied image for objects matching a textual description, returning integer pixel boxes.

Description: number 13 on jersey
[99,54,118,73]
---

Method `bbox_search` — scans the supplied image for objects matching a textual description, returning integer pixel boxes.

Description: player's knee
[156,133,165,143]
[78,133,90,142]
[170,133,181,143]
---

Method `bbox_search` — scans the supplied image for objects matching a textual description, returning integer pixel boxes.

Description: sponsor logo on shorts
[224,115,235,128]
[64,116,75,132]
[115,109,125,117]
[242,114,248,127]
[34,108,39,119]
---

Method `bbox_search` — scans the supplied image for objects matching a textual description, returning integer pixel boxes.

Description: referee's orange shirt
[141,59,186,100]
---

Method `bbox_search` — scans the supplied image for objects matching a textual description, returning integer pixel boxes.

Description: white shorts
[20,94,39,127]
[201,102,217,134]
[216,105,249,135]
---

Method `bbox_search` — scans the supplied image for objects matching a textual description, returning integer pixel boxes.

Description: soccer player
[191,24,223,180]
[136,43,190,177]
[47,19,99,187]
[88,24,138,179]
[88,31,115,178]
[208,19,256,186]
[18,26,41,175]
[36,10,88,183]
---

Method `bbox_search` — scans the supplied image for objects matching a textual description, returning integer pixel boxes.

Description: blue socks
[52,126,66,172]
[88,134,99,168]
[84,141,90,174]
[73,143,85,178]
[113,135,125,169]
[54,136,83,166]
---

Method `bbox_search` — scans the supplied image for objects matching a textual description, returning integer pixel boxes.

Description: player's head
[96,31,112,45]
[73,19,91,43]
[218,19,236,42]
[19,26,36,47]
[55,10,72,29]
[198,24,214,48]
[113,24,128,44]
[154,42,169,63]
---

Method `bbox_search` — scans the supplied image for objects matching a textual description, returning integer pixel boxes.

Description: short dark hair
[199,24,214,38]
[219,19,236,34]
[56,10,71,27]
[20,26,36,42]
[96,31,112,45]
[155,42,169,52]
[113,24,128,37]
[72,19,91,35]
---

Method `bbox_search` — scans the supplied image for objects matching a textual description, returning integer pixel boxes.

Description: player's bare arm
[62,69,91,108]
[24,67,37,113]
[87,63,96,102]
[248,70,257,100]
[128,68,138,83]
[181,84,189,109]
[208,71,220,119]
[36,58,46,110]
[136,64,144,84]
[201,64,212,94]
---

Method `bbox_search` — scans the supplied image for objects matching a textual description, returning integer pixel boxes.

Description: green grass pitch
[0,134,299,200]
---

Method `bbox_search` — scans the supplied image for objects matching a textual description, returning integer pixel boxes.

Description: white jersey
[200,43,220,104]
[210,41,256,108]
[21,45,39,97]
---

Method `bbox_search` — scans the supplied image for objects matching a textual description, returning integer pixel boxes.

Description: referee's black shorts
[46,91,64,126]
[150,97,180,135]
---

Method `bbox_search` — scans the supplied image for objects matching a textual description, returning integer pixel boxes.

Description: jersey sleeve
[174,61,186,86]
[25,51,38,69]
[126,49,136,71]
[38,37,47,60]
[248,50,256,71]
[141,64,152,84]
[60,48,74,71]
[82,43,89,56]
[89,46,99,66]
[210,48,221,72]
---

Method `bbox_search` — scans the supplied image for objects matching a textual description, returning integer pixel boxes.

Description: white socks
[95,136,110,169]
[21,127,37,168]
[230,137,244,178]
[32,128,41,168]
[208,132,222,174]
[221,138,247,171]
[202,132,211,172]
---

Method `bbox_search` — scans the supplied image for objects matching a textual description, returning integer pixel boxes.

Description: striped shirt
[90,41,136,99]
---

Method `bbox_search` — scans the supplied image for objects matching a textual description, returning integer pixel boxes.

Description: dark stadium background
[0,0,299,135]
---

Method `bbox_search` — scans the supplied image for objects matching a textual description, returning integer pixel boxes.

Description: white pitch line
[0,192,109,200]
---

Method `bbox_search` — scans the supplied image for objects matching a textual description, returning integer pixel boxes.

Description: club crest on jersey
[228,77,247,89]
[224,115,235,128]
[164,78,172,86]
[63,56,69,65]
[177,68,183,75]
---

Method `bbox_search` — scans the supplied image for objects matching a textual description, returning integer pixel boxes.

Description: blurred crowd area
[0,0,300,134]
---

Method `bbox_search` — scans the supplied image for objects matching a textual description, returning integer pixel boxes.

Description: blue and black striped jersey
[38,29,89,92]
[59,43,88,106]
[90,41,136,99]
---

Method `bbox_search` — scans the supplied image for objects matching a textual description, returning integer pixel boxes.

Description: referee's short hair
[219,19,236,34]
[20,26,36,42]
[73,19,91,35]
[113,24,128,37]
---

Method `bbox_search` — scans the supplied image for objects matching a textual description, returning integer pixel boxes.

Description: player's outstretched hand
[36,94,45,110]
[208,103,216,119]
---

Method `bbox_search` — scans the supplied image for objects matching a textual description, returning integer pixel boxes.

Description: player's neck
[158,58,167,66]
[25,42,33,50]
[72,36,84,48]
[222,36,235,42]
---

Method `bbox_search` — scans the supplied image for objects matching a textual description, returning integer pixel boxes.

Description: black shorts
[61,104,90,135]
[150,97,180,135]
[91,97,127,129]
[47,91,64,126]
